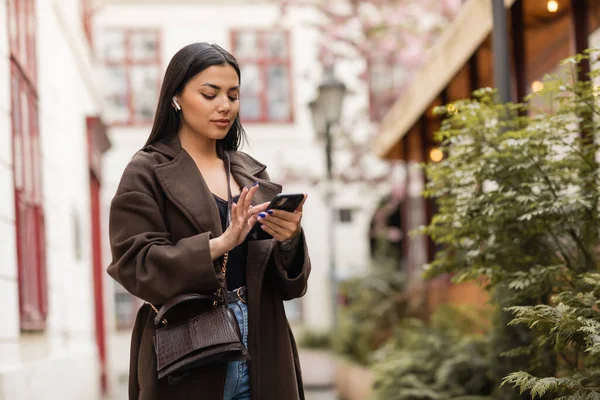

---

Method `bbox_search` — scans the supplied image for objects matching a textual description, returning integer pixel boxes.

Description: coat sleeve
[256,168,311,300]
[107,156,222,305]
[271,229,311,300]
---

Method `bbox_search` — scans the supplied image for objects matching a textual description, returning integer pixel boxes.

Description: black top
[213,194,249,290]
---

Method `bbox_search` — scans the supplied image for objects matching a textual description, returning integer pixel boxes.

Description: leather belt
[226,286,248,304]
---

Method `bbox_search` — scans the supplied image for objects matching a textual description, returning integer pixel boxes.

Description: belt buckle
[235,287,247,304]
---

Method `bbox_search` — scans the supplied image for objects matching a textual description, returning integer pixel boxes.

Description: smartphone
[267,193,305,212]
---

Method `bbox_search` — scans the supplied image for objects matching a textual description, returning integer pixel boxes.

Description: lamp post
[309,66,347,327]
[492,0,511,103]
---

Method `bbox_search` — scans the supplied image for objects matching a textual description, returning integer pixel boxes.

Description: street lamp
[308,99,326,137]
[309,66,347,327]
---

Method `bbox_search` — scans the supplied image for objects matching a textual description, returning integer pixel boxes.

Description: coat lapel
[154,149,223,236]
[230,167,282,206]
[148,138,283,238]
[227,150,282,205]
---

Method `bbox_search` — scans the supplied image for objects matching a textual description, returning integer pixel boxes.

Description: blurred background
[1,0,600,399]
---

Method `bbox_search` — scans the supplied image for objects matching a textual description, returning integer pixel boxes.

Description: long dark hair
[144,43,246,154]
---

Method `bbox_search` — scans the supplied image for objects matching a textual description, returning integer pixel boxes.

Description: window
[368,55,406,121]
[8,0,48,331]
[338,208,354,223]
[99,28,161,125]
[115,291,135,330]
[231,30,293,123]
[114,283,142,330]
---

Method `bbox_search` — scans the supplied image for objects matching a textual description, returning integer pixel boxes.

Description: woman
[107,42,311,400]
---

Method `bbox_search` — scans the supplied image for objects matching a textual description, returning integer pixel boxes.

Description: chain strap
[213,251,229,307]
[150,303,167,325]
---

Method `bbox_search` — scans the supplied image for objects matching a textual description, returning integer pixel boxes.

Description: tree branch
[548,230,576,274]
[558,349,578,370]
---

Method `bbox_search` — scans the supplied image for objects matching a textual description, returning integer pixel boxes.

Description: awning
[372,0,517,159]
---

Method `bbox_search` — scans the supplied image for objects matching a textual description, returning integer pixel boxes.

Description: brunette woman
[107,42,310,400]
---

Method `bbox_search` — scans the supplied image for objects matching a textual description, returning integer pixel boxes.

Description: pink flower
[442,0,462,15]
[379,37,397,53]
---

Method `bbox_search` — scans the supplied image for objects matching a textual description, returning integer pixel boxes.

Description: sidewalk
[299,349,338,400]
[109,349,339,400]
[306,391,339,400]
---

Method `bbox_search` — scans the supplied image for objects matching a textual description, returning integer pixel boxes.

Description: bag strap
[151,293,217,326]
[214,152,233,308]
[151,153,233,326]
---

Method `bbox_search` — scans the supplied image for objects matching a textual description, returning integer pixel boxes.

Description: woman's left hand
[250,194,307,242]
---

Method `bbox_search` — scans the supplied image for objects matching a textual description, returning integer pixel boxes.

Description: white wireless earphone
[172,96,181,111]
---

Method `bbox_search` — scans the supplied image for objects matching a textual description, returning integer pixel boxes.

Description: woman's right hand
[219,183,260,251]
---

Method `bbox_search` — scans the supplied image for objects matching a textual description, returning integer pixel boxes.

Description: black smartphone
[267,193,305,212]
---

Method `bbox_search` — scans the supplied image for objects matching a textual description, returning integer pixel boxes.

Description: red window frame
[102,28,161,126]
[7,0,48,331]
[367,55,404,122]
[231,29,295,124]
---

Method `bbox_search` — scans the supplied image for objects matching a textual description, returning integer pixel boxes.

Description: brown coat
[107,136,311,400]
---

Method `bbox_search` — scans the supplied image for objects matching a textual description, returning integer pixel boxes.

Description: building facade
[373,0,600,315]
[0,0,399,397]
[0,0,110,398]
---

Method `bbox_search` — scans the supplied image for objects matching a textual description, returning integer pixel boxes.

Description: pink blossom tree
[274,0,463,196]
[273,0,463,271]
[278,0,462,70]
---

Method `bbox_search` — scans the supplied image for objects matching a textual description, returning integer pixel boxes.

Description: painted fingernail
[266,210,274,215]
[258,213,267,218]
[253,181,259,187]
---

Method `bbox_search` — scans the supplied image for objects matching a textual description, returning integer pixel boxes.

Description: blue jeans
[223,298,251,400]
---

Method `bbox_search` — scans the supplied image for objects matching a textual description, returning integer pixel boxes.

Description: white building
[92,0,393,396]
[0,0,395,398]
[0,0,111,399]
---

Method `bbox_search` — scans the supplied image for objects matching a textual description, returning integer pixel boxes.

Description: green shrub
[423,49,600,399]
[297,329,332,350]
[501,272,600,399]
[332,241,407,365]
[371,306,494,400]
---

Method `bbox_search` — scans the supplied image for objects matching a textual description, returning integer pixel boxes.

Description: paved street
[110,385,338,400]
[111,381,338,400]
[110,382,338,400]
[301,349,338,400]
[110,349,339,400]
[306,389,339,400]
